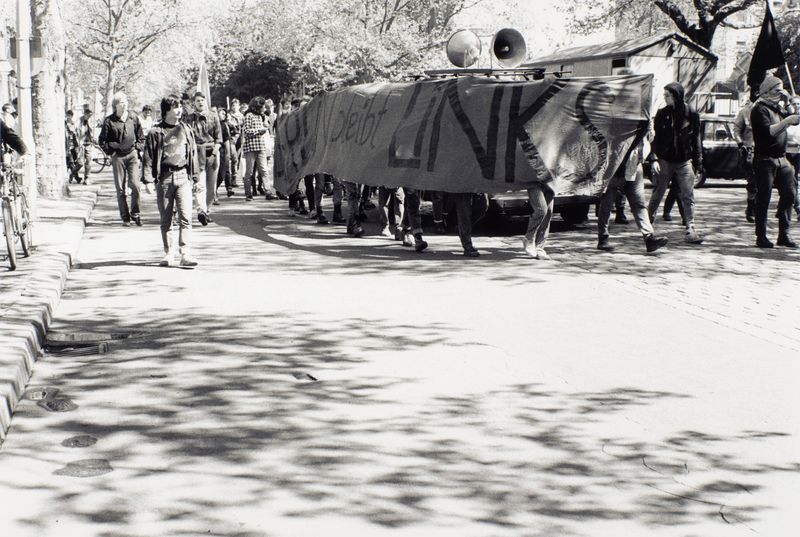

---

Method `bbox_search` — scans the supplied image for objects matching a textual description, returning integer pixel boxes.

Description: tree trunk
[31,0,68,199]
[105,62,116,118]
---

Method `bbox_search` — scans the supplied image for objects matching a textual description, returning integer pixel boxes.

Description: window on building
[611,58,627,69]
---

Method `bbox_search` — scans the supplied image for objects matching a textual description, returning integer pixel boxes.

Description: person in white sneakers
[142,95,200,267]
[646,82,704,244]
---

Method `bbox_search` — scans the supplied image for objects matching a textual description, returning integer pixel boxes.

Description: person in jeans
[142,95,199,267]
[185,92,221,225]
[241,96,270,202]
[734,93,757,223]
[521,184,554,260]
[750,74,799,248]
[99,91,144,226]
[597,141,668,254]
[646,82,703,244]
[79,108,95,184]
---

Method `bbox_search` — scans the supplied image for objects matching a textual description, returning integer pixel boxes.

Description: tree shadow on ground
[1,308,794,536]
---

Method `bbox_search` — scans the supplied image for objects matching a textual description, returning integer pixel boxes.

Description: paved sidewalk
[0,180,100,439]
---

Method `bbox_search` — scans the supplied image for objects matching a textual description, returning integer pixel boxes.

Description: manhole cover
[44,331,147,355]
[54,459,112,478]
[39,398,78,412]
[62,435,97,448]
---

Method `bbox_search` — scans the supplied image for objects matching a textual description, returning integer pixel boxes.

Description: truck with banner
[273,73,653,222]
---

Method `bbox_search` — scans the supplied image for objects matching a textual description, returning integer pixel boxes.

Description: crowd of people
[4,71,797,268]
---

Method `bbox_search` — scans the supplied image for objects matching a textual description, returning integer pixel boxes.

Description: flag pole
[785,63,796,95]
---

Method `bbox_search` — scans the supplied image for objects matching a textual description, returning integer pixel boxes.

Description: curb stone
[0,185,99,440]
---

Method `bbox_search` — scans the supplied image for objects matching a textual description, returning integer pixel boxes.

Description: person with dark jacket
[750,74,800,248]
[1,117,28,161]
[98,91,145,226]
[142,95,200,267]
[646,82,703,244]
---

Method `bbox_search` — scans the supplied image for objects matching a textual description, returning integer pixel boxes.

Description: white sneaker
[179,254,198,267]
[685,228,703,244]
[287,209,296,217]
[159,252,173,267]
[522,237,537,258]
[536,248,551,260]
[380,226,392,238]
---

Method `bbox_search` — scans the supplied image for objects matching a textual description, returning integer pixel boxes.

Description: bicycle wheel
[91,144,108,174]
[2,198,17,270]
[17,190,32,256]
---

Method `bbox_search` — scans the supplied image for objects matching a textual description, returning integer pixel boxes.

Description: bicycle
[89,142,109,174]
[1,161,33,270]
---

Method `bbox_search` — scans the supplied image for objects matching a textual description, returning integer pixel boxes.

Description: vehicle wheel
[3,198,17,270]
[559,203,590,225]
[694,170,707,188]
[18,191,32,256]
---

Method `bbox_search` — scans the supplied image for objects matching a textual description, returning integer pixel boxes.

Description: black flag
[747,1,786,89]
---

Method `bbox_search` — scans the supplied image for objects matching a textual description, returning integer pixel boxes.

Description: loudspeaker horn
[491,28,527,68]
[446,29,482,68]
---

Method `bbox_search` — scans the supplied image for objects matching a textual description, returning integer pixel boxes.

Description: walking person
[646,82,704,244]
[521,184,554,260]
[79,108,95,184]
[217,108,234,198]
[750,74,799,248]
[141,95,199,267]
[241,96,271,202]
[596,142,669,254]
[734,91,757,223]
[98,91,145,226]
[452,192,488,257]
[185,92,221,224]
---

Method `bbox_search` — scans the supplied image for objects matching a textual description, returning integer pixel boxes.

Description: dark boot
[756,236,774,248]
[777,233,797,248]
[644,234,668,253]
[597,234,614,251]
[347,218,364,237]
[413,232,428,252]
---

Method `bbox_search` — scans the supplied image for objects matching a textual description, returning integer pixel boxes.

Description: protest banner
[274,74,652,197]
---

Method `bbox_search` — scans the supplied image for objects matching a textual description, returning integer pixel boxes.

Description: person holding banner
[521,186,554,260]
[596,141,669,254]
[750,74,799,248]
[453,193,488,258]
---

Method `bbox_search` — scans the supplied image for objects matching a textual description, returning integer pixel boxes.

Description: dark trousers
[111,151,141,222]
[754,156,796,239]
[453,193,488,249]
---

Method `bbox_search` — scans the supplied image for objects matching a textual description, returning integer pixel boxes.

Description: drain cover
[62,435,97,448]
[39,398,78,412]
[54,459,112,477]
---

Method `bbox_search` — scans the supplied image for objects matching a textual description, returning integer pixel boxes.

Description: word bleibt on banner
[274,74,652,197]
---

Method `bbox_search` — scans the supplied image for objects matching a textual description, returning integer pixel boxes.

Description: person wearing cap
[750,74,800,248]
[646,82,703,244]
